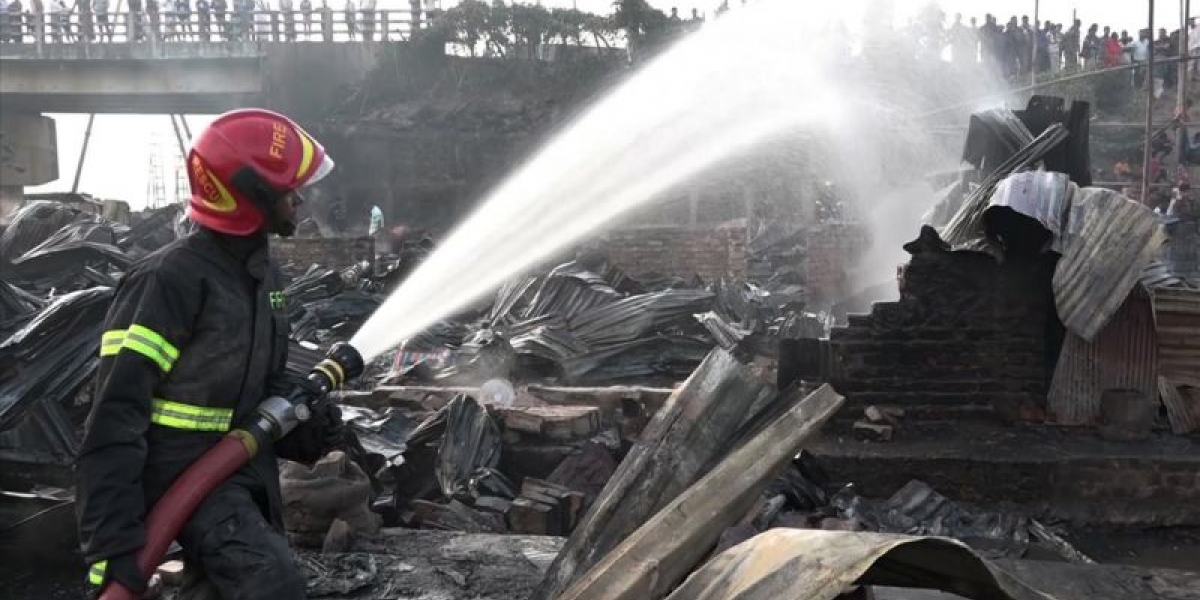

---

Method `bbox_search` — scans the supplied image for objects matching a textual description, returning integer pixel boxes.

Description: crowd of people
[917,12,1200,94]
[1107,99,1200,220]
[0,0,422,42]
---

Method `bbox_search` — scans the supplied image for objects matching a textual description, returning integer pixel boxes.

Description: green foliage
[510,3,554,58]
[583,13,617,48]
[549,8,587,46]
[426,1,618,59]
[484,1,512,57]
[611,0,666,37]
[447,0,489,56]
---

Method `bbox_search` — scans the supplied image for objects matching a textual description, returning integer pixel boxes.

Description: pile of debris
[718,455,1093,564]
[391,251,827,388]
[270,348,847,600]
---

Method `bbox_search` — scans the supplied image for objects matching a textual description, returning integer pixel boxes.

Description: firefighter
[77,108,341,599]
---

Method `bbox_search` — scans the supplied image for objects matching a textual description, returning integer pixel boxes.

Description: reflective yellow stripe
[130,324,181,360]
[98,325,180,372]
[99,330,124,357]
[150,399,233,432]
[295,130,315,182]
[88,560,107,585]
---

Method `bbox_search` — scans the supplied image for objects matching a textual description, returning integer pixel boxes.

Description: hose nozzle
[249,343,366,443]
[308,342,365,394]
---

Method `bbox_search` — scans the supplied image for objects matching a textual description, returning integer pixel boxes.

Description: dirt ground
[3,527,1198,600]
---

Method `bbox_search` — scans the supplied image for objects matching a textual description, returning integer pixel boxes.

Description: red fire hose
[99,433,257,600]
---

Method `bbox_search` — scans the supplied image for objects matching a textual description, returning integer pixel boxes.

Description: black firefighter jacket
[75,227,326,570]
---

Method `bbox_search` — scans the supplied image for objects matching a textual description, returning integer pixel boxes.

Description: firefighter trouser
[174,482,305,600]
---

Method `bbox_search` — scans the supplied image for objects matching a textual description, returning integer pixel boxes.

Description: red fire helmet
[185,109,334,235]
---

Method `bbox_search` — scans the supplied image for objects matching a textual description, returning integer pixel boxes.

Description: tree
[549,8,587,46]
[484,0,511,57]
[510,2,553,59]
[611,0,663,37]
[446,0,490,56]
[583,13,616,48]
[611,0,666,58]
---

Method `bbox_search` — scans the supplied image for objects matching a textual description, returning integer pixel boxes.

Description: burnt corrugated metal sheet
[0,398,78,466]
[663,529,1050,600]
[523,269,622,322]
[1159,377,1200,434]
[1054,188,1166,341]
[1140,260,1187,290]
[986,171,1071,252]
[941,124,1069,248]
[1048,289,1159,426]
[1153,287,1200,387]
[0,201,84,263]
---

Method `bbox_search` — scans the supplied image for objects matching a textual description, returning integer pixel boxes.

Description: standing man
[979,14,995,71]
[211,0,225,39]
[1,1,8,43]
[5,0,23,42]
[1063,19,1080,69]
[196,0,210,40]
[1046,23,1061,73]
[1082,24,1099,69]
[1018,15,1033,74]
[128,0,143,41]
[94,0,112,40]
[146,0,160,40]
[77,109,342,600]
[369,204,385,255]
[1128,29,1151,91]
[1004,17,1021,77]
[319,0,330,40]
[50,0,66,42]
[279,0,293,39]
[342,0,354,40]
[358,0,372,40]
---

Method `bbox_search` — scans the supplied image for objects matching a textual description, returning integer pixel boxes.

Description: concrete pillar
[0,112,58,221]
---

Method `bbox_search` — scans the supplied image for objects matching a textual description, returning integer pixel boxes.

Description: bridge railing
[0,9,419,46]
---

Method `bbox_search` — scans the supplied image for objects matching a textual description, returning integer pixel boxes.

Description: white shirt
[1128,39,1150,62]
[369,206,383,235]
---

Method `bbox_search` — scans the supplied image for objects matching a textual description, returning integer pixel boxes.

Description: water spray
[346,1,848,363]
[98,343,364,600]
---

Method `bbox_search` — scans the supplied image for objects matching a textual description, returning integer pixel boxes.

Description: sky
[31,0,1181,208]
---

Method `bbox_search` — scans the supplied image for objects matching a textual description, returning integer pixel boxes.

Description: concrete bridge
[1,42,267,113]
[0,11,411,194]
[0,8,415,113]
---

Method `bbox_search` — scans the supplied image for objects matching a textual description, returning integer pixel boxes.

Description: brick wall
[598,224,747,284]
[825,248,1059,421]
[272,237,375,273]
[813,429,1200,526]
[804,223,871,305]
